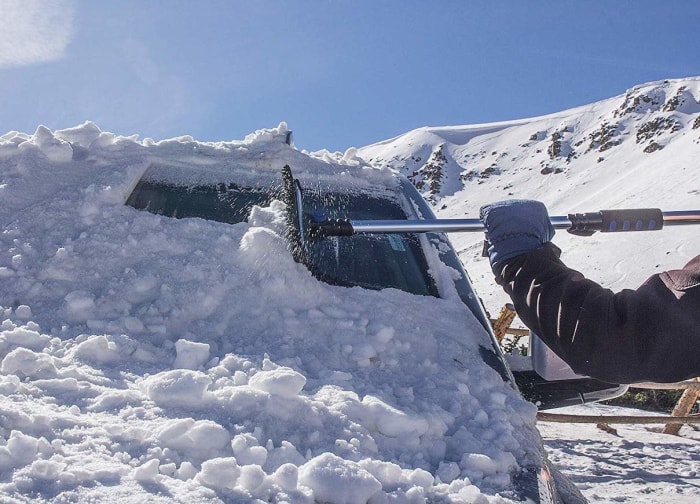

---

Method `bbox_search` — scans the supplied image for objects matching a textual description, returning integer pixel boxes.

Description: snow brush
[281,166,700,243]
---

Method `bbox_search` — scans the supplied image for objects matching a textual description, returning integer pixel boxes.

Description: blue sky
[1,0,698,152]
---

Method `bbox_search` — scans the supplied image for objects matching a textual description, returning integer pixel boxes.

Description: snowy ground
[539,403,700,503]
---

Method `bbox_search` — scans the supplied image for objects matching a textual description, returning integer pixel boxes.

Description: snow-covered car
[127,149,627,412]
[1,122,620,502]
[123,127,629,502]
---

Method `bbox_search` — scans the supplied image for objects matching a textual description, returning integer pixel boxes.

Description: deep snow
[538,404,700,503]
[0,122,545,503]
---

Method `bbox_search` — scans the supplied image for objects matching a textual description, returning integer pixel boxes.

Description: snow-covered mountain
[359,77,700,315]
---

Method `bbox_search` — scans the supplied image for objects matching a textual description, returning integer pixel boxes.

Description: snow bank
[0,122,542,503]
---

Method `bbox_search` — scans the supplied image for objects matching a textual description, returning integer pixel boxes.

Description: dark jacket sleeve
[495,243,700,384]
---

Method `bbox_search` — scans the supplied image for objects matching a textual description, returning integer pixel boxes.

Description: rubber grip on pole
[599,208,663,232]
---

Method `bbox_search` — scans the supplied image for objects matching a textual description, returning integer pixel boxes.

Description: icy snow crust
[0,122,541,503]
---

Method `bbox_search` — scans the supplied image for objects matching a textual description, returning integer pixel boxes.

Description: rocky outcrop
[636,117,682,146]
[547,131,563,159]
[614,88,664,118]
[586,121,622,153]
[407,144,447,198]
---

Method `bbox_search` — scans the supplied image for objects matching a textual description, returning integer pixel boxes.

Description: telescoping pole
[308,209,700,238]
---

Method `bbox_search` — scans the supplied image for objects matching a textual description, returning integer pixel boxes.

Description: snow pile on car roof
[0,122,542,503]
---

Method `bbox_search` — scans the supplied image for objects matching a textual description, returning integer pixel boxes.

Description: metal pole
[339,211,700,235]
[661,210,700,225]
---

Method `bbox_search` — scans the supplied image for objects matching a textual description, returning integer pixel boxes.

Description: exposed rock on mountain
[407,143,448,200]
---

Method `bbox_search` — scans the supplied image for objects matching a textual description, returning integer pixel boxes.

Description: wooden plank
[663,378,700,435]
[631,381,700,390]
[537,412,700,424]
[491,304,517,342]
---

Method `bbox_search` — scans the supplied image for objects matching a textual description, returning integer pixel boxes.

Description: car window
[126,170,438,298]
[299,190,439,297]
[126,180,271,224]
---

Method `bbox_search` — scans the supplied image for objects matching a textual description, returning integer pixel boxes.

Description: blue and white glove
[479,200,555,270]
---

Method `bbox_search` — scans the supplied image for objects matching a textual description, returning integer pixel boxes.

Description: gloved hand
[479,200,555,270]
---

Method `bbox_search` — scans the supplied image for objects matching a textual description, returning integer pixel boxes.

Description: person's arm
[496,243,700,383]
[480,200,700,384]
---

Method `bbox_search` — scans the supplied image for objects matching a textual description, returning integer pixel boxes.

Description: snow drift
[0,121,543,503]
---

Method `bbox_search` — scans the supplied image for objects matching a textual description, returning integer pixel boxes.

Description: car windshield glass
[300,190,438,297]
[126,180,271,224]
[126,172,438,298]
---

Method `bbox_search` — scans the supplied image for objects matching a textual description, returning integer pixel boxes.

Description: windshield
[125,180,271,224]
[126,171,438,298]
[299,190,438,297]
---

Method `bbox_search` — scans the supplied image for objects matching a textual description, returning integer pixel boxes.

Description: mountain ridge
[358,76,700,206]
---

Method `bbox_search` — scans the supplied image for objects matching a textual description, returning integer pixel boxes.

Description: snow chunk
[196,457,241,491]
[248,366,306,397]
[243,122,290,146]
[173,339,210,370]
[13,305,32,319]
[176,461,198,481]
[133,459,160,483]
[156,418,231,459]
[362,395,430,438]
[1,348,57,379]
[460,451,518,482]
[72,335,122,363]
[265,441,306,471]
[141,369,212,408]
[238,227,291,275]
[239,464,266,493]
[29,459,67,480]
[406,467,435,489]
[0,320,50,352]
[30,125,74,162]
[247,199,288,233]
[231,433,268,466]
[357,459,403,489]
[299,453,382,504]
[0,431,40,471]
[454,484,490,504]
[55,121,103,148]
[88,389,144,412]
[272,463,298,492]
[436,461,461,484]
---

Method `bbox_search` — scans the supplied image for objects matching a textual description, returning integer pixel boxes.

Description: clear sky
[1,0,698,152]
